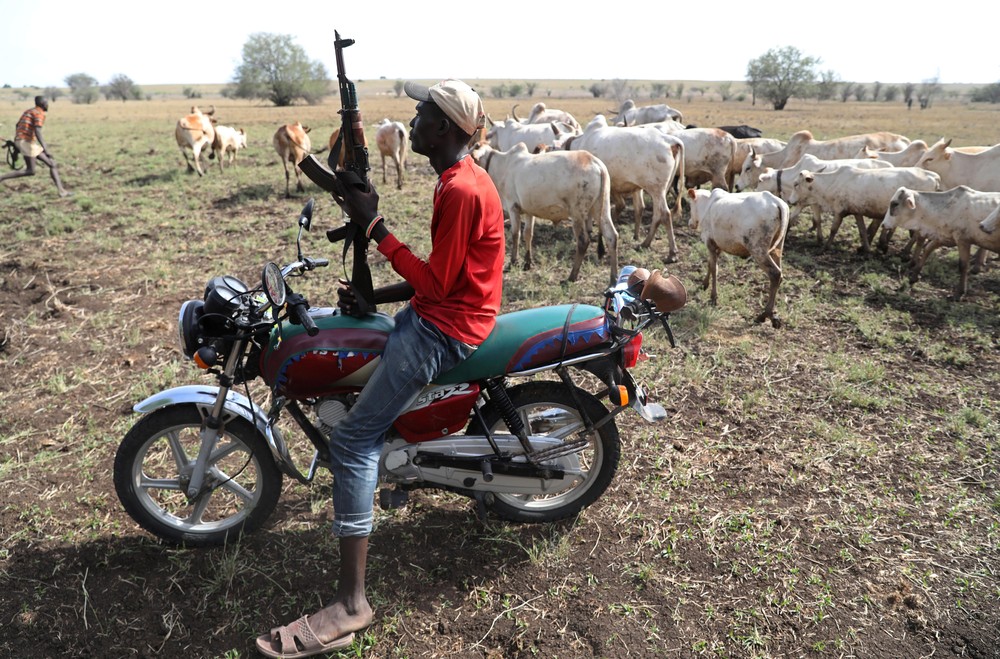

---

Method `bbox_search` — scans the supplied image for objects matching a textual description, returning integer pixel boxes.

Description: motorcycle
[113,199,687,546]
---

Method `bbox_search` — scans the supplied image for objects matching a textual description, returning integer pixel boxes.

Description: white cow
[686,188,789,327]
[556,115,686,261]
[742,154,894,240]
[511,103,581,131]
[175,106,216,176]
[786,166,941,252]
[916,139,1000,191]
[884,186,1000,298]
[745,129,912,176]
[611,99,683,125]
[374,118,408,189]
[470,143,618,283]
[856,140,929,167]
[666,128,737,191]
[485,118,577,152]
[729,138,786,191]
[210,125,247,172]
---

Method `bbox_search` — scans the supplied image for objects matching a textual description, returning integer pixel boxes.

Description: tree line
[19,37,1000,110]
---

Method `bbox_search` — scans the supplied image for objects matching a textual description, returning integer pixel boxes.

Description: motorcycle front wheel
[113,405,283,546]
[472,381,621,523]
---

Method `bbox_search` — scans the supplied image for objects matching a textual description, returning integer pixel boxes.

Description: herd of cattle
[174,101,1000,325]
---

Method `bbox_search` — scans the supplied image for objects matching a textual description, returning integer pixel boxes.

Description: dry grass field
[1,82,998,658]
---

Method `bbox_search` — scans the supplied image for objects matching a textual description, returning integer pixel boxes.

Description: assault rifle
[298,30,375,317]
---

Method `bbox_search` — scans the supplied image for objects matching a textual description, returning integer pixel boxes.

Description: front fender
[133,385,308,483]
[134,385,266,428]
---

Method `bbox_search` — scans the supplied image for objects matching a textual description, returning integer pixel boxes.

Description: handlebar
[287,297,318,336]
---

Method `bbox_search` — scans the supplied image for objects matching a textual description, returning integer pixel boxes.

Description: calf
[211,125,247,172]
[374,118,407,189]
[686,188,789,327]
[471,143,618,283]
[786,166,941,252]
[175,105,216,176]
[883,186,1000,298]
[556,115,685,260]
[273,123,312,197]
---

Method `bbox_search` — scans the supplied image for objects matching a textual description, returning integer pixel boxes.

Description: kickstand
[472,492,490,525]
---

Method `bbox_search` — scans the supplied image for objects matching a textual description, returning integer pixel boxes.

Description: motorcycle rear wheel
[473,381,620,523]
[114,405,282,546]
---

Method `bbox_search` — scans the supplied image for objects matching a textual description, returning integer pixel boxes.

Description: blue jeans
[327,305,475,537]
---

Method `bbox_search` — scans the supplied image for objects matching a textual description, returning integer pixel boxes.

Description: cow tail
[397,126,407,164]
[673,142,686,215]
[773,200,790,256]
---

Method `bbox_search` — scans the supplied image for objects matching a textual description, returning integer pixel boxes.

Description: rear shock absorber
[484,378,532,453]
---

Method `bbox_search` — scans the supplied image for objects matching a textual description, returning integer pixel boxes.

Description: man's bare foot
[305,597,373,644]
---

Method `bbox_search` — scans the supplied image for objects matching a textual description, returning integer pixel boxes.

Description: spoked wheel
[113,405,282,546]
[473,381,620,522]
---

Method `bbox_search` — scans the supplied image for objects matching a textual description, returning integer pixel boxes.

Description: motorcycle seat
[436,304,611,384]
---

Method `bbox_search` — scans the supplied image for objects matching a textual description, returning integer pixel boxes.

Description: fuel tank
[260,308,394,398]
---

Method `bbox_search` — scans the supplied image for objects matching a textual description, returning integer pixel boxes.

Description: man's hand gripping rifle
[298,30,376,317]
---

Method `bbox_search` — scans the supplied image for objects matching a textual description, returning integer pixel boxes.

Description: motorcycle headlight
[178,300,205,358]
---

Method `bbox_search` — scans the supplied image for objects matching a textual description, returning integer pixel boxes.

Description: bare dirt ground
[1,91,999,658]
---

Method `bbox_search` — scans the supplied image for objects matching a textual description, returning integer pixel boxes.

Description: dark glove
[330,171,380,231]
[285,292,310,324]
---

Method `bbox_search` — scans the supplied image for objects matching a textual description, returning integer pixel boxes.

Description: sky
[3,1,998,88]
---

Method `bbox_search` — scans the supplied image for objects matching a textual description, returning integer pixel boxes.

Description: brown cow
[175,105,216,176]
[273,123,312,197]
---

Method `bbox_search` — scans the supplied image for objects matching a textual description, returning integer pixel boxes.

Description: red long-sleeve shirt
[377,156,505,345]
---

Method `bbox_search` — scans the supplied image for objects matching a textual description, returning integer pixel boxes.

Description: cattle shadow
[212,184,275,209]
[125,170,183,187]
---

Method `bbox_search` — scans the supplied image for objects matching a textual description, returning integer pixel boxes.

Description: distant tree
[588,82,608,98]
[231,33,329,106]
[717,82,733,102]
[65,72,99,104]
[970,81,1000,103]
[745,45,819,110]
[650,82,670,99]
[674,82,684,99]
[393,80,404,97]
[918,76,943,109]
[183,86,202,99]
[903,82,916,104]
[490,84,507,99]
[883,85,900,102]
[506,83,524,98]
[105,74,141,102]
[42,86,63,102]
[611,79,632,105]
[854,85,868,102]
[815,70,840,101]
[840,82,855,103]
[524,82,537,97]
[872,81,882,102]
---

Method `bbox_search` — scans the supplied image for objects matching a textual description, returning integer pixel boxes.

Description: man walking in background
[1,96,71,197]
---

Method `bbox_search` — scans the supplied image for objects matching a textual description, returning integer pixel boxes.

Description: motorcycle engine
[315,396,352,436]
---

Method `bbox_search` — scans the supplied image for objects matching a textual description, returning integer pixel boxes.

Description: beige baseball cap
[404,79,486,137]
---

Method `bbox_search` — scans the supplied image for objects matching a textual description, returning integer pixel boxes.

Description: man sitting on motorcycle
[256,79,506,658]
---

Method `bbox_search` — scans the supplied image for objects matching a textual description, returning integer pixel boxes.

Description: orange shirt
[15,106,45,142]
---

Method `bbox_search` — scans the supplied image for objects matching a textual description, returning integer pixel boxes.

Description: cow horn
[511,104,521,121]
[206,104,216,116]
[486,113,495,127]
